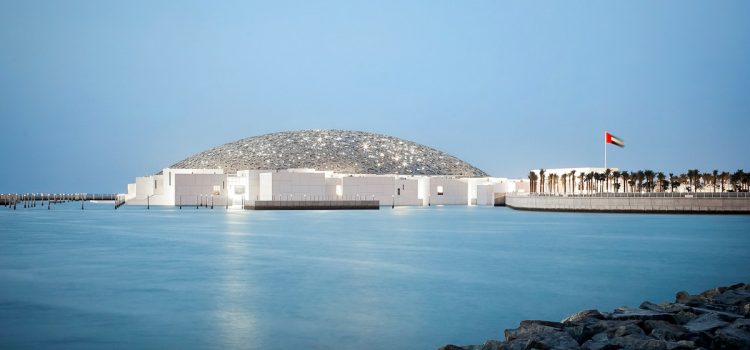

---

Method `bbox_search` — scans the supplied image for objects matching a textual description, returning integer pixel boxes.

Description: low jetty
[440,283,750,350]
[1,193,122,210]
[247,200,379,210]
[506,193,750,214]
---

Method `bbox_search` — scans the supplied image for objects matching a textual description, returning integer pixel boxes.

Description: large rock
[713,289,750,306]
[578,319,642,343]
[561,310,605,324]
[580,332,609,350]
[503,323,579,350]
[519,320,564,329]
[640,301,690,314]
[689,306,744,321]
[684,312,730,333]
[607,334,668,350]
[733,318,750,331]
[644,320,689,341]
[478,340,504,350]
[610,306,675,322]
[672,310,698,325]
[712,326,750,349]
[438,283,750,350]
[665,340,696,350]
[676,291,705,306]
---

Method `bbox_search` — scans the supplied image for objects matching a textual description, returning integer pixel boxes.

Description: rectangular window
[437,185,444,195]
[213,185,221,195]
[169,172,171,186]
[154,180,157,189]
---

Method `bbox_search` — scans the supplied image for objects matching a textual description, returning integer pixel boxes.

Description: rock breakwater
[440,283,750,350]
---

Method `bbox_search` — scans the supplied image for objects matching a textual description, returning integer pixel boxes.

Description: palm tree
[586,172,594,194]
[597,172,603,193]
[687,169,700,192]
[731,169,746,191]
[636,171,645,192]
[539,169,546,194]
[656,172,665,192]
[644,170,655,192]
[548,173,554,194]
[720,171,730,192]
[528,171,537,193]
[579,172,585,194]
[621,171,630,193]
[570,170,576,194]
[561,173,568,194]
[712,170,719,193]
[669,173,674,192]
[671,178,680,192]
[604,168,612,193]
[702,172,712,193]
[612,171,621,193]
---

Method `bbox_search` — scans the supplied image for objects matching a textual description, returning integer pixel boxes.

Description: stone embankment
[440,283,750,350]
[505,194,750,214]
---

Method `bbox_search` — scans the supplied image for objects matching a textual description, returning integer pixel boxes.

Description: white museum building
[123,130,527,208]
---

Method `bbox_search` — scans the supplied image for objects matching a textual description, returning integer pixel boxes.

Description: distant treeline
[528,169,749,194]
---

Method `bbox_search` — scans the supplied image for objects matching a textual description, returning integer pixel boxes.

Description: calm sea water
[1,203,749,349]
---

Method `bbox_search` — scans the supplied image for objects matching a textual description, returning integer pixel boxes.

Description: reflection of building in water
[124,129,528,207]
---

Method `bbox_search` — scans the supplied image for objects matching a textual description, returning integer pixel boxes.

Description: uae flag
[605,132,624,147]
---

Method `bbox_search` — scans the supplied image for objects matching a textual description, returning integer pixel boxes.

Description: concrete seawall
[506,194,750,214]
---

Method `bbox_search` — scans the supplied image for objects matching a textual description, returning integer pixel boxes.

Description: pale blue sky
[1,1,749,193]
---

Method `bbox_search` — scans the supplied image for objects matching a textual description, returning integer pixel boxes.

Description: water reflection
[214,212,259,348]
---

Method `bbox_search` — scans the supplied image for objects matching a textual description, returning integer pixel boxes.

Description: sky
[1,1,749,193]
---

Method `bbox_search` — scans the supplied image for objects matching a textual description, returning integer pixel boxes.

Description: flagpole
[604,130,607,170]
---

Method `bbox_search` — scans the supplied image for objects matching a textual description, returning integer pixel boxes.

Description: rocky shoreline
[440,283,750,350]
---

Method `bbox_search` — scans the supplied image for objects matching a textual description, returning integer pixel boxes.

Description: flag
[605,132,624,147]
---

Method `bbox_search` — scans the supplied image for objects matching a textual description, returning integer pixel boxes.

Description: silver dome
[167,129,489,177]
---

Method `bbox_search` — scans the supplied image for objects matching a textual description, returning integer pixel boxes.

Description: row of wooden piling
[1,193,119,210]
[176,195,227,210]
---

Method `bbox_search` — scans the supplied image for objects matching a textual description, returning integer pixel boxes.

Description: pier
[1,193,120,209]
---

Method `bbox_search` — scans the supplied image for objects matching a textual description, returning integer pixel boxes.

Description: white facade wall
[173,173,228,206]
[394,178,422,206]
[325,177,343,199]
[342,176,395,203]
[135,176,156,198]
[125,167,510,207]
[233,170,270,205]
[493,181,516,194]
[125,183,137,201]
[259,173,273,200]
[130,175,169,205]
[429,178,469,205]
[476,184,495,206]
[259,171,327,201]
[513,179,530,193]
